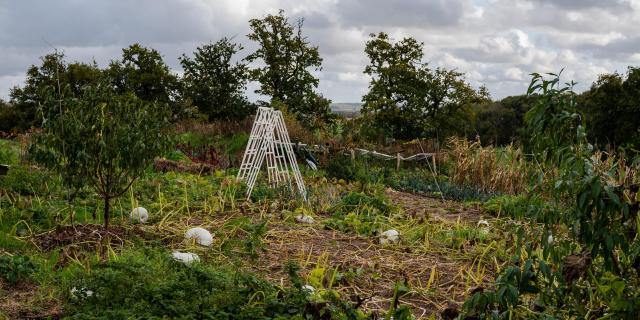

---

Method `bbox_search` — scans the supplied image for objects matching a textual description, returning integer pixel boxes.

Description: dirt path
[253,191,492,319]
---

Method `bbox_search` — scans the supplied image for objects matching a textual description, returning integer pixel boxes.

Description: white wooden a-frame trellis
[237,107,307,202]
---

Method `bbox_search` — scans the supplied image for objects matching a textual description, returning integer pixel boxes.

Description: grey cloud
[533,0,633,11]
[0,0,235,48]
[1,0,639,101]
[334,0,467,28]
[577,36,640,60]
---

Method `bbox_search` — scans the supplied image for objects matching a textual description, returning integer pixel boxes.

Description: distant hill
[330,103,362,118]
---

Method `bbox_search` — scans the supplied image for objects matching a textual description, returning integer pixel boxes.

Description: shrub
[0,140,18,165]
[0,165,59,196]
[32,81,172,227]
[325,191,393,236]
[0,255,35,284]
[62,249,369,319]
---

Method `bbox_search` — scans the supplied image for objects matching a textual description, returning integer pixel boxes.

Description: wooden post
[396,153,401,170]
[431,154,437,173]
[350,149,355,161]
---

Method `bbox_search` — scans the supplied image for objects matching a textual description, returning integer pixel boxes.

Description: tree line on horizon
[0,9,638,154]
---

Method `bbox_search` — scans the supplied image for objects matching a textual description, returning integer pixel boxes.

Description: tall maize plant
[447,137,532,194]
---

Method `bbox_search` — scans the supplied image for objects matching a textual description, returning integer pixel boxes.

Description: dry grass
[0,280,62,319]
[447,137,533,194]
[145,187,498,319]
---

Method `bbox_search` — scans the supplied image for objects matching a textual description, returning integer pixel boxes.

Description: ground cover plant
[1,132,521,319]
[2,9,639,318]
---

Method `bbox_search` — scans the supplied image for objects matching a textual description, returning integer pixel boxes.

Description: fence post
[396,153,401,170]
[431,154,437,173]
[350,149,355,161]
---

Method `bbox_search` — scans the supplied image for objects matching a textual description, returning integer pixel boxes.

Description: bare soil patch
[250,191,492,319]
[32,224,148,251]
[0,280,62,320]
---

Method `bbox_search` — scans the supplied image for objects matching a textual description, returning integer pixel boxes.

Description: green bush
[325,191,392,236]
[0,254,35,284]
[164,150,191,162]
[482,194,548,219]
[0,140,18,165]
[0,165,59,196]
[63,248,369,319]
[387,170,499,201]
[324,155,390,185]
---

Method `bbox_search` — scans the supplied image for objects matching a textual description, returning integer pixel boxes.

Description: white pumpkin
[302,284,315,293]
[172,251,200,265]
[185,227,213,246]
[295,215,315,224]
[379,229,400,244]
[477,219,490,227]
[70,286,94,299]
[130,207,149,223]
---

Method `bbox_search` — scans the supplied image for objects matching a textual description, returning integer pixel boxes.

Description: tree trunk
[103,196,110,228]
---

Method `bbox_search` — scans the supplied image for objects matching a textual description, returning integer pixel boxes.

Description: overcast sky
[1,0,639,102]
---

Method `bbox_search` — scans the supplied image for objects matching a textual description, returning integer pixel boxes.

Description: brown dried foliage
[447,137,533,194]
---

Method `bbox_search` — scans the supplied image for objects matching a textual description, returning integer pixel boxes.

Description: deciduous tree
[362,32,488,141]
[107,44,181,117]
[578,67,640,152]
[32,77,172,227]
[180,38,253,120]
[246,10,332,127]
[8,52,101,131]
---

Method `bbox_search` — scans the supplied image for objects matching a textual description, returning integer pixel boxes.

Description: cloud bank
[1,0,639,101]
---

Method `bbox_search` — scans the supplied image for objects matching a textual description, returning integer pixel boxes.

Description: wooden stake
[432,154,437,173]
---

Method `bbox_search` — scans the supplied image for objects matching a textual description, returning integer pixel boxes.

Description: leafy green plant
[482,194,548,220]
[0,254,35,284]
[164,150,191,162]
[0,165,59,196]
[325,191,392,236]
[462,71,640,319]
[0,140,18,165]
[32,79,172,226]
[63,249,370,319]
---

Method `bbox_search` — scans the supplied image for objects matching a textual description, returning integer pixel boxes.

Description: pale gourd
[185,227,213,246]
[172,251,200,265]
[130,207,149,223]
[379,229,400,244]
[295,215,315,224]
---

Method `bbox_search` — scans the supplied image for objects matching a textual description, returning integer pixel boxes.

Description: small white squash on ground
[172,251,200,265]
[185,227,213,246]
[302,285,315,293]
[70,287,94,299]
[477,219,490,227]
[295,215,315,224]
[379,229,400,244]
[130,207,149,223]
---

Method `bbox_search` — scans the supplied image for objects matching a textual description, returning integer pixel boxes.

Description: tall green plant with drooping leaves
[462,72,640,318]
[32,78,172,227]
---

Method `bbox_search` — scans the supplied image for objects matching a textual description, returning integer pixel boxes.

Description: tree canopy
[7,52,102,131]
[107,44,181,117]
[180,38,253,121]
[578,67,640,152]
[362,32,489,141]
[32,75,172,227]
[246,10,332,127]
